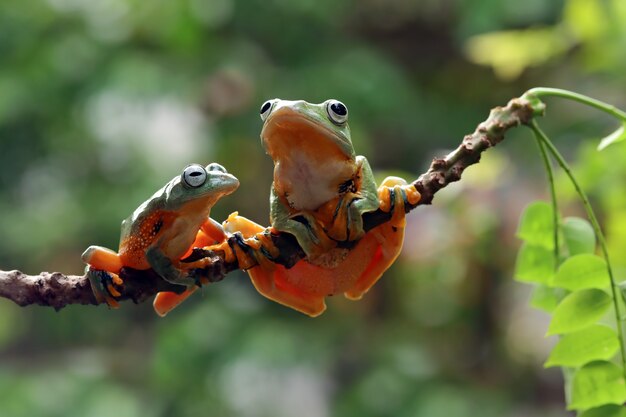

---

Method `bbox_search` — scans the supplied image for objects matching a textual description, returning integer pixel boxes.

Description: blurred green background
[1,0,626,416]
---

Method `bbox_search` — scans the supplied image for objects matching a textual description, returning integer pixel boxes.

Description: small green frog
[82,163,239,316]
[225,99,420,316]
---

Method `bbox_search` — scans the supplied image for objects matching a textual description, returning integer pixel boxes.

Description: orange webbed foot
[86,267,122,308]
[82,246,125,308]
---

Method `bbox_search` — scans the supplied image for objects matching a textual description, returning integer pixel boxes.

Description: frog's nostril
[207,163,227,173]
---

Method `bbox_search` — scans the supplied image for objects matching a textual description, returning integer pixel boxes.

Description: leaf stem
[525,88,626,122]
[533,134,560,266]
[529,119,626,378]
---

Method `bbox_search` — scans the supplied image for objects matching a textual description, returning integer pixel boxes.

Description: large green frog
[224,99,420,316]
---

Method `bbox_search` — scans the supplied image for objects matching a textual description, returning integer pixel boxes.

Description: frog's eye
[260,100,274,121]
[206,163,227,173]
[182,164,208,188]
[326,100,348,125]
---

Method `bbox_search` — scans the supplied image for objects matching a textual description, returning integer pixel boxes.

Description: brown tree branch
[0,95,541,310]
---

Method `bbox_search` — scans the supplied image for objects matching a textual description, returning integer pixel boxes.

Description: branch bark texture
[0,96,540,310]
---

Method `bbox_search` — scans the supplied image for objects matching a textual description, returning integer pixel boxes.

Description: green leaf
[579,405,626,417]
[569,361,626,411]
[563,217,596,256]
[517,201,556,249]
[530,285,562,313]
[545,325,619,368]
[464,27,570,80]
[618,281,626,306]
[515,243,555,284]
[597,123,626,151]
[547,289,611,335]
[552,254,609,291]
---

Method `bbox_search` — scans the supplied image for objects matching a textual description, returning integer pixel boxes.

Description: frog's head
[258,99,355,161]
[164,163,239,211]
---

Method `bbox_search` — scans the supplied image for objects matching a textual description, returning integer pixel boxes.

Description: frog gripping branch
[82,163,239,316]
[0,95,538,312]
[220,99,421,316]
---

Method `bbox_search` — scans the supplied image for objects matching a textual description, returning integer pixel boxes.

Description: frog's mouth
[261,108,353,161]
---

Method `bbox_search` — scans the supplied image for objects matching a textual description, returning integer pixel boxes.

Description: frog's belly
[276,155,354,211]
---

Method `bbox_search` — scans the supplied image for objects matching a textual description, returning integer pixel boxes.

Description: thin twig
[0,96,539,310]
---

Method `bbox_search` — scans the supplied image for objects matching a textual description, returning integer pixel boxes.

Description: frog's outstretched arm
[0,96,539,310]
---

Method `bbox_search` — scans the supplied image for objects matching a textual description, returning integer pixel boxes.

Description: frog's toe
[86,268,122,308]
[153,288,198,317]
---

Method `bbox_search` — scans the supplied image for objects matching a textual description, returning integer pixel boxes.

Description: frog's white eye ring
[260,100,274,121]
[326,100,348,125]
[182,164,208,188]
[206,163,227,173]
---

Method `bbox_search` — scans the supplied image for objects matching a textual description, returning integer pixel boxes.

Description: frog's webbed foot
[377,177,421,223]
[220,212,279,268]
[219,212,327,316]
[86,267,123,308]
[324,195,369,243]
[82,245,124,308]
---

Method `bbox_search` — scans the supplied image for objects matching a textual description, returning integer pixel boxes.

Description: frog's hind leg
[82,246,124,307]
[344,177,420,300]
[221,213,326,316]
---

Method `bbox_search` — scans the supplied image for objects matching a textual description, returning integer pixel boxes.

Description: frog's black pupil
[331,102,347,116]
[260,101,271,114]
[189,171,202,177]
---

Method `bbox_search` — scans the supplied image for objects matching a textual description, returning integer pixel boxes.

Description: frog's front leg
[146,246,198,288]
[344,156,379,241]
[270,186,335,259]
[153,218,226,317]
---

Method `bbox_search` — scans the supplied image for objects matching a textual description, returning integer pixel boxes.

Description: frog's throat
[261,112,354,159]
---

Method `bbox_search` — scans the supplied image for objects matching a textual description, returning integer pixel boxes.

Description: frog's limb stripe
[153,287,198,317]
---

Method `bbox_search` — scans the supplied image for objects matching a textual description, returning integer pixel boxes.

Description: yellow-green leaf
[464,27,570,80]
[516,201,556,249]
[579,405,626,417]
[547,289,611,335]
[551,254,609,291]
[563,217,596,256]
[530,285,562,313]
[597,123,626,151]
[545,325,619,368]
[515,243,555,284]
[569,361,626,411]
